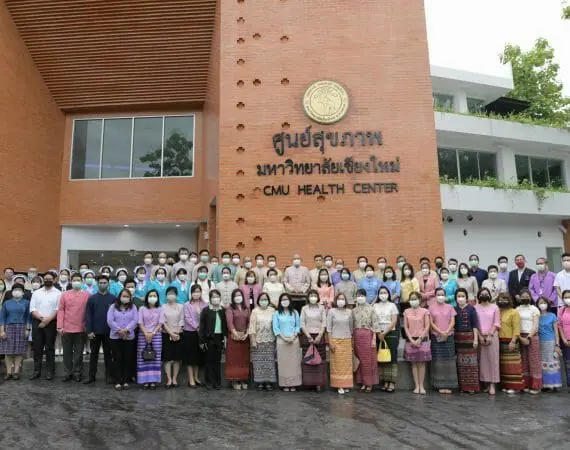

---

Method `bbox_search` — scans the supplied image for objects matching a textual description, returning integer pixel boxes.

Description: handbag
[352,354,360,372]
[377,340,391,363]
[142,343,157,361]
[303,343,322,365]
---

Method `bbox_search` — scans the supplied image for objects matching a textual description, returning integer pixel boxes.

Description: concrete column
[563,155,570,189]
[454,90,468,113]
[496,145,517,184]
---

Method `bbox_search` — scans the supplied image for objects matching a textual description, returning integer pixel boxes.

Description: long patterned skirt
[540,339,562,388]
[225,336,250,381]
[479,334,500,383]
[563,343,570,387]
[300,334,327,387]
[520,333,543,390]
[499,337,524,390]
[330,338,353,388]
[137,332,162,384]
[353,329,378,386]
[250,341,277,383]
[0,324,27,355]
[276,336,302,387]
[454,331,480,392]
[378,330,399,383]
[430,336,459,389]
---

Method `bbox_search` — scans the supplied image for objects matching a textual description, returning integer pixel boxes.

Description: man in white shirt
[29,272,61,380]
[554,252,570,304]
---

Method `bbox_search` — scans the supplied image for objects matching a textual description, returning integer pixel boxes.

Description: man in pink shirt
[57,273,90,382]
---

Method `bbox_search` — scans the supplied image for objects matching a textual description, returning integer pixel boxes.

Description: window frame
[69,114,196,181]
[433,93,455,111]
[437,147,497,183]
[515,155,566,188]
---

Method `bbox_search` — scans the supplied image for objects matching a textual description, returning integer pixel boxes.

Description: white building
[432,65,570,272]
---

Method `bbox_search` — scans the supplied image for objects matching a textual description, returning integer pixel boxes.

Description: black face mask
[44,280,54,288]
[520,298,530,305]
[435,262,443,269]
[498,302,509,308]
[479,295,490,302]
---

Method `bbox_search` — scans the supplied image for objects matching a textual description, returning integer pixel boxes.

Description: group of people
[1,248,570,396]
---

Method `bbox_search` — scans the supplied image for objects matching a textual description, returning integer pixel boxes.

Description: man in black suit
[508,254,535,306]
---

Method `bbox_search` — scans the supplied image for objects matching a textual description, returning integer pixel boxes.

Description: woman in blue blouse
[440,267,458,307]
[134,266,148,302]
[110,268,129,297]
[381,266,401,304]
[148,267,170,305]
[358,264,381,304]
[0,283,31,380]
[272,293,302,391]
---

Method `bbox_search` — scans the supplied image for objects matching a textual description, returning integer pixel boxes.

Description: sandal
[150,384,156,390]
[283,388,290,392]
[114,384,123,391]
[143,384,149,390]
[365,387,373,393]
[386,387,394,393]
[257,384,264,391]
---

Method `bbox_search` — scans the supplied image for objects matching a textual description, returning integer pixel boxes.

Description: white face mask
[460,268,469,276]
[148,296,158,305]
[358,262,367,269]
[72,281,82,290]
[536,264,545,272]
[211,297,221,306]
[179,254,189,262]
[499,262,508,270]
[457,296,467,306]
[59,275,68,283]
[190,257,198,264]
[137,274,145,281]
[144,258,152,265]
[488,271,498,279]
[167,294,176,302]
[158,258,167,265]
[441,273,449,281]
[384,272,393,279]
[337,299,346,308]
[178,274,187,281]
[259,299,269,308]
[564,298,570,306]
[365,271,374,278]
[335,264,343,271]
[292,259,301,267]
[120,297,130,305]
[246,277,255,284]
[319,275,328,282]
[222,273,231,281]
[256,259,264,267]
[281,300,290,308]
[309,296,318,304]
[127,287,135,295]
[324,260,333,268]
[118,275,127,283]
[403,269,411,277]
[12,291,23,299]
[448,264,457,272]
[31,283,41,290]
[563,261,570,270]
[356,296,366,305]
[222,257,230,265]
[422,268,429,275]
[409,299,420,308]
[269,275,277,282]
[377,263,386,270]
[191,292,202,300]
[156,274,166,282]
[268,261,276,268]
[538,303,548,311]
[379,293,388,302]
[436,295,446,304]
[234,296,243,304]
[232,258,241,265]
[244,262,252,269]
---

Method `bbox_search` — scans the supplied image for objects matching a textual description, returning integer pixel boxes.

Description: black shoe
[75,376,83,383]
[62,375,73,382]
[45,374,54,381]
[205,384,212,390]
[214,385,221,390]
[29,372,41,380]
[84,377,96,385]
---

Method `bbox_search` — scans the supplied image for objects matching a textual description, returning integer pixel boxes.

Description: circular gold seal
[303,80,349,124]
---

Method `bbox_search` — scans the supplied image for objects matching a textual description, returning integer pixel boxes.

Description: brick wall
[215,0,444,264]
[563,220,570,253]
[0,0,64,271]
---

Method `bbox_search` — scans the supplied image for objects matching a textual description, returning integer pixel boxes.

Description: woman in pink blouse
[183,285,208,387]
[239,270,262,310]
[403,291,431,394]
[418,262,438,308]
[316,268,334,310]
[225,289,251,390]
[557,289,570,389]
[474,288,500,396]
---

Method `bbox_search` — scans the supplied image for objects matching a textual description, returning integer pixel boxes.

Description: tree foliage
[140,131,193,177]
[563,1,570,19]
[500,38,570,127]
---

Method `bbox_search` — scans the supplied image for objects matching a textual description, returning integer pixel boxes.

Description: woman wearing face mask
[481,265,507,302]
[316,268,334,310]
[439,268,458,307]
[82,270,98,295]
[515,289,542,394]
[557,290,570,391]
[248,293,277,390]
[456,263,478,304]
[240,270,262,310]
[475,288,500,395]
[215,266,238,308]
[225,289,251,390]
[381,266,401,305]
[537,297,562,391]
[262,268,285,308]
[357,264,381,305]
[403,291,431,394]
[162,286,184,388]
[272,293,302,391]
[55,269,72,291]
[497,293,524,394]
[107,289,138,391]
[148,268,170,306]
[300,290,327,391]
[30,276,43,293]
[134,266,148,303]
[193,267,212,304]
[0,283,30,380]
[326,293,354,394]
[372,287,397,392]
[399,264,419,340]
[137,289,164,389]
[183,285,207,387]
[199,290,227,390]
[453,288,480,394]
[110,268,129,297]
[335,268,358,308]
[428,287,458,394]
[418,263,438,308]
[171,268,190,304]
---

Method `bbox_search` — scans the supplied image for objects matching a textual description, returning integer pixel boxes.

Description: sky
[425,0,570,94]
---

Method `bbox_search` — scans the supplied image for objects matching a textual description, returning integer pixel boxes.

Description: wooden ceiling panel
[5,0,216,111]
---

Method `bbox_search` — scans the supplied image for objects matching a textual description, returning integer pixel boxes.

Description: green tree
[563,1,570,19]
[140,131,193,177]
[500,38,570,126]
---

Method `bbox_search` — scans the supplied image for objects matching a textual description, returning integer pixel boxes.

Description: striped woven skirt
[454,331,480,392]
[520,333,542,391]
[137,332,162,384]
[0,324,27,355]
[430,336,458,389]
[499,337,524,390]
[330,338,353,388]
[225,335,250,381]
[378,330,399,383]
[563,343,570,387]
[404,338,432,363]
[250,341,276,383]
[540,339,562,389]
[300,334,326,387]
[353,329,378,386]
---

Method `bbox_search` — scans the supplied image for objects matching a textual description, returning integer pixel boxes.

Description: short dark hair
[176,267,188,275]
[340,267,351,277]
[448,258,458,264]
[71,273,83,281]
[115,289,134,309]
[313,254,323,260]
[434,286,446,297]
[307,289,320,303]
[469,254,479,260]
[144,252,153,258]
[221,266,231,274]
[561,289,570,299]
[155,267,167,276]
[324,255,333,260]
[97,275,109,282]
[221,251,231,258]
[3,267,14,273]
[419,256,430,263]
[487,265,498,272]
[497,256,508,263]
[199,249,209,255]
[316,268,331,287]
[197,266,208,273]
[255,254,264,259]
[562,253,570,259]
[166,286,178,296]
[356,288,367,297]
[435,256,444,261]
[268,255,277,261]
[514,254,525,260]
[178,247,189,253]
[144,289,160,308]
[266,268,277,277]
[364,264,375,272]
[377,256,387,262]
[79,263,90,269]
[43,272,55,280]
[454,288,468,301]
[10,282,25,292]
[231,253,240,258]
[357,256,368,263]
[124,278,136,288]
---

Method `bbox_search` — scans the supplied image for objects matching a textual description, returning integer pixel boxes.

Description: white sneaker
[338,388,345,395]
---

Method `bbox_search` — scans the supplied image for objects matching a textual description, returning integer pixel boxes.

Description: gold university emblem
[303,80,349,125]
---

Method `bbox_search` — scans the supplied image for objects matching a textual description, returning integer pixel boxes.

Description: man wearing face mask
[29,272,61,381]
[263,255,283,284]
[212,251,237,283]
[309,254,325,288]
[323,255,334,272]
[331,259,349,286]
[529,257,557,307]
[252,254,267,286]
[554,253,570,307]
[497,256,510,284]
[55,269,72,292]
[151,252,175,282]
[481,265,507,302]
[468,254,488,288]
[173,247,195,278]
[447,258,459,281]
[234,256,253,286]
[352,256,369,284]
[26,266,39,291]
[434,256,445,277]
[83,275,116,385]
[191,249,213,282]
[3,267,15,290]
[284,254,311,312]
[375,257,387,280]
[57,273,90,382]
[231,253,242,272]
[508,254,535,305]
[141,252,154,282]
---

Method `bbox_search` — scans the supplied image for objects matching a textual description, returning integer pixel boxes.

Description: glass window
[458,150,479,181]
[71,119,102,179]
[467,98,485,114]
[437,148,458,180]
[515,155,565,188]
[515,155,530,184]
[531,157,549,188]
[163,116,194,177]
[547,159,564,188]
[132,117,162,178]
[477,152,497,179]
[101,119,132,179]
[433,93,454,111]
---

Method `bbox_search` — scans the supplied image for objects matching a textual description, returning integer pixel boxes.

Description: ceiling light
[123,224,129,228]
[175,224,181,228]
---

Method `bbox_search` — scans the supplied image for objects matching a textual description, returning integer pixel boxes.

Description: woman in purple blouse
[183,285,208,387]
[137,289,165,389]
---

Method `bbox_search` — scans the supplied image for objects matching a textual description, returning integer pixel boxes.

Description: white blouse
[516,305,540,334]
